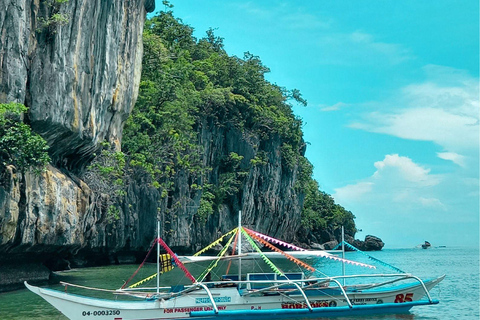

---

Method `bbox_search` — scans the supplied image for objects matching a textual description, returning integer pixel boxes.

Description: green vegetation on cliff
[90,7,356,240]
[0,103,50,173]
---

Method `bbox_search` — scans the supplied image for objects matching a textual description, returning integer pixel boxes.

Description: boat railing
[194,272,435,311]
[195,282,219,314]
[311,273,435,303]
[326,277,353,308]
[116,272,435,310]
[289,281,314,310]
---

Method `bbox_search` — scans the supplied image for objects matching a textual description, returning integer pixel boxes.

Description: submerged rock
[0,262,50,292]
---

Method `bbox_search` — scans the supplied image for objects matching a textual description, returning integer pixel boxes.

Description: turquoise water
[0,246,478,319]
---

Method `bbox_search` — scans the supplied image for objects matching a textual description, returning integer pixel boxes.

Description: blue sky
[153,1,479,248]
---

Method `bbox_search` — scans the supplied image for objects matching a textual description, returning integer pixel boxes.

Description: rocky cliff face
[0,0,154,289]
[0,0,377,292]
[0,0,155,171]
[160,120,304,252]
[0,0,305,289]
[74,119,305,257]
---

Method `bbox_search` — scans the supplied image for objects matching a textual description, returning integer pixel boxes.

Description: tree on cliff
[0,103,50,174]
[87,7,357,244]
[121,9,310,220]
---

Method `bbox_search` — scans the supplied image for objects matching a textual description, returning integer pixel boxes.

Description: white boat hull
[25,275,444,320]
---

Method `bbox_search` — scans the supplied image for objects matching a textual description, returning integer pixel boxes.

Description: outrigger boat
[26,212,444,320]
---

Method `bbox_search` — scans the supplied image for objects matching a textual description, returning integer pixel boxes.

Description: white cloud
[419,197,446,210]
[349,31,413,64]
[233,3,411,66]
[351,65,479,157]
[437,152,466,167]
[317,31,413,66]
[334,154,441,207]
[333,182,373,201]
[282,11,332,30]
[373,154,440,186]
[234,2,331,30]
[319,102,347,112]
[350,31,374,43]
[368,108,478,151]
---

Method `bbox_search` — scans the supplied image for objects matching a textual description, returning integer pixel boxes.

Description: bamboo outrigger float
[26,212,444,320]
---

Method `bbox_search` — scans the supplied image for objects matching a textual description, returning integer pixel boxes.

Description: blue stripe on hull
[190,300,439,319]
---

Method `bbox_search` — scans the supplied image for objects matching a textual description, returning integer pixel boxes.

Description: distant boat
[421,241,431,249]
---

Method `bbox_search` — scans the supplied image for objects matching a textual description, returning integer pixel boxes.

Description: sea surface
[0,246,478,320]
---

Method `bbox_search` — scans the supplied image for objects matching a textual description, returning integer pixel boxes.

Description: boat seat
[247,273,276,290]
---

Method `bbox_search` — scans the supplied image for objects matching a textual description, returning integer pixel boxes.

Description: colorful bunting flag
[241,228,284,276]
[244,227,375,269]
[128,273,158,289]
[244,229,316,272]
[194,228,238,256]
[244,228,307,251]
[158,238,196,283]
[197,232,236,282]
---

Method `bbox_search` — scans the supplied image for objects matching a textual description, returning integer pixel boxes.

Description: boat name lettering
[81,310,120,317]
[164,306,227,313]
[341,298,378,305]
[195,296,232,304]
[282,300,330,309]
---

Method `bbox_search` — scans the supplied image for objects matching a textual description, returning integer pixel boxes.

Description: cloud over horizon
[334,154,443,209]
[349,65,479,162]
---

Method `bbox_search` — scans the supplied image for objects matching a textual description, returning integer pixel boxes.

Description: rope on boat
[60,282,119,293]
[240,227,284,276]
[197,232,237,282]
[225,229,240,276]
[244,228,316,273]
[121,239,158,289]
[127,254,175,289]
[193,228,238,256]
[334,241,405,273]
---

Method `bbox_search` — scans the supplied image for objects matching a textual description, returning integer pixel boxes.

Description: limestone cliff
[0,0,154,289]
[159,121,304,252]
[0,1,376,292]
[0,0,303,289]
[0,0,155,171]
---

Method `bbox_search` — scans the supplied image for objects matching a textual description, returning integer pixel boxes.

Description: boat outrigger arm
[180,273,443,315]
